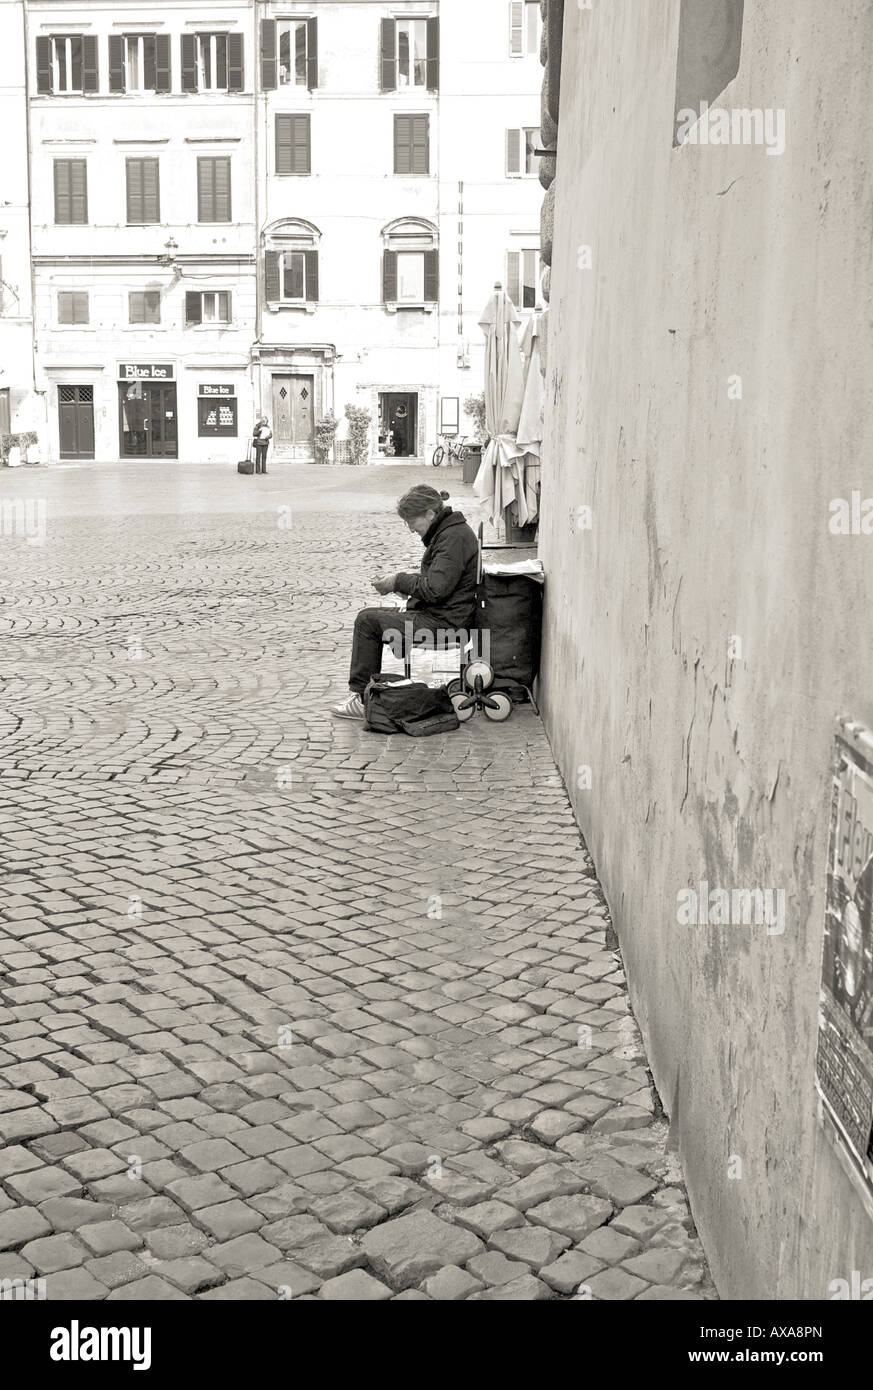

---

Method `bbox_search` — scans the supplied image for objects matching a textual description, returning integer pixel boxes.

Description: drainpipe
[21,0,41,422]
[252,0,262,427]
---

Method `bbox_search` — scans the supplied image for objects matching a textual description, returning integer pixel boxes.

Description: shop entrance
[118,382,177,458]
[379,392,418,458]
[58,385,95,460]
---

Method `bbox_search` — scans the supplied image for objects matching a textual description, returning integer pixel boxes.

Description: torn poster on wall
[815,720,873,1209]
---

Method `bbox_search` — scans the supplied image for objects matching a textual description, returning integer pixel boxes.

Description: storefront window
[198,393,238,437]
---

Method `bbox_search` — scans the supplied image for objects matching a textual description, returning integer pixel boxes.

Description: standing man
[253,416,272,474]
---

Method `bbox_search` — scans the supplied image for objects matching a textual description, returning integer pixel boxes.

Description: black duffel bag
[363,674,460,737]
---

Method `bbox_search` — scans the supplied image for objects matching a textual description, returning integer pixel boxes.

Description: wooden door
[272,374,314,458]
[58,385,95,460]
[143,384,177,458]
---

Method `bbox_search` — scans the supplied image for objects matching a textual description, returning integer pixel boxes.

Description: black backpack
[363,674,460,737]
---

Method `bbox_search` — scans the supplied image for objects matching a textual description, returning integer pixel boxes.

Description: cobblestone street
[0,462,716,1301]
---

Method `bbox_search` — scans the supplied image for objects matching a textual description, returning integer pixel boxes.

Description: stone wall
[537,0,873,1298]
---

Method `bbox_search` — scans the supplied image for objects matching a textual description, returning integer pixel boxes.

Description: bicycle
[432,435,470,467]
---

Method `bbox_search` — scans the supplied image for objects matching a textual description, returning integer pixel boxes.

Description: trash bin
[463,444,482,486]
[503,505,538,544]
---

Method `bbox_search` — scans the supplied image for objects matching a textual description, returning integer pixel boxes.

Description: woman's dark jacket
[394,507,478,627]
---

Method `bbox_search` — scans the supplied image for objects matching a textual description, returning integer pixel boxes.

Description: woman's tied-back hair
[396,486,450,521]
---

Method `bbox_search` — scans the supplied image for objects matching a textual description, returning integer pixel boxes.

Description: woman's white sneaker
[332,692,365,719]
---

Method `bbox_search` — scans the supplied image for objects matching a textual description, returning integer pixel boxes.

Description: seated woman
[333,485,479,719]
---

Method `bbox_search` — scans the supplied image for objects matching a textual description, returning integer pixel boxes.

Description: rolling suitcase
[238,440,255,475]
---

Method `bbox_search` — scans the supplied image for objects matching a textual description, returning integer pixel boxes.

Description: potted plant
[462,392,488,484]
[313,411,338,465]
[344,403,373,467]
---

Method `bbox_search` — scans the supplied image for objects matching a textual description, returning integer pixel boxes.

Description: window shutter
[185,291,202,326]
[506,128,521,175]
[181,34,197,92]
[227,33,244,91]
[126,160,143,224]
[506,251,521,305]
[155,35,171,92]
[426,17,439,92]
[71,160,87,224]
[413,116,429,175]
[424,248,439,302]
[307,17,318,89]
[265,251,281,303]
[275,115,292,175]
[37,36,53,94]
[261,19,277,89]
[197,159,213,221]
[383,249,398,302]
[394,115,411,175]
[82,35,99,93]
[143,159,159,222]
[509,1,524,56]
[54,161,68,223]
[109,36,125,93]
[214,158,231,220]
[305,249,319,303]
[380,18,396,91]
[294,115,311,174]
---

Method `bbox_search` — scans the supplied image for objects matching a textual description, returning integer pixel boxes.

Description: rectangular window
[58,291,89,325]
[282,251,306,301]
[394,114,429,175]
[197,157,232,223]
[182,33,244,92]
[185,291,232,325]
[397,18,427,88]
[509,1,540,56]
[53,159,88,224]
[506,127,540,176]
[128,291,161,325]
[126,158,160,224]
[275,114,311,175]
[198,395,238,436]
[396,251,425,303]
[278,20,308,86]
[381,17,438,92]
[110,34,171,93]
[507,248,540,309]
[38,35,98,94]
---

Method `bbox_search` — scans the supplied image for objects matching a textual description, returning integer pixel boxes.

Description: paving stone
[252,1261,322,1297]
[636,1284,706,1301]
[458,1117,512,1143]
[488,1225,570,1269]
[622,1247,689,1283]
[106,1276,190,1301]
[207,1234,281,1277]
[493,1139,557,1176]
[21,1232,88,1275]
[468,1272,552,1300]
[84,1251,151,1289]
[43,1268,110,1300]
[4,1166,82,1205]
[143,1223,209,1260]
[37,1198,113,1232]
[454,1200,523,1239]
[611,1204,673,1241]
[579,1226,641,1264]
[0,1145,44,1180]
[586,1267,649,1300]
[529,1110,585,1144]
[361,1211,483,1289]
[119,1197,187,1233]
[527,1194,613,1243]
[149,1256,224,1295]
[0,1207,52,1250]
[499,1164,586,1212]
[308,1190,385,1234]
[196,1201,265,1241]
[319,1269,393,1301]
[539,1250,605,1294]
[466,1250,529,1287]
[354,1176,427,1216]
[292,1236,368,1281]
[76,1220,142,1257]
[422,1265,483,1300]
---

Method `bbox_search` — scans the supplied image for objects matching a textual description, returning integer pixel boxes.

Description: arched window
[381,217,438,310]
[264,218,320,309]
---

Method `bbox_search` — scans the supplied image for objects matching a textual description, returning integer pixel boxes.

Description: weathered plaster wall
[538,0,873,1298]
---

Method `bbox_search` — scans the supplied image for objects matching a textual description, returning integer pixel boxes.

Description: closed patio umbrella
[514,310,544,525]
[473,284,527,528]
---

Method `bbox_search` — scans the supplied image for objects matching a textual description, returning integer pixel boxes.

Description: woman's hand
[371,575,396,596]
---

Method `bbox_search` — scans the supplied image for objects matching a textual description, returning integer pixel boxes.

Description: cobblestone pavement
[0,462,717,1301]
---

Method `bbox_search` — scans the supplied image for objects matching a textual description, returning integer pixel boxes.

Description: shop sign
[117,364,174,381]
[815,719,873,1211]
[199,384,235,397]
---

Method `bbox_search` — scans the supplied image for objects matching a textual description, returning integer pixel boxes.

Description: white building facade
[17,0,542,464]
[0,0,37,451]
